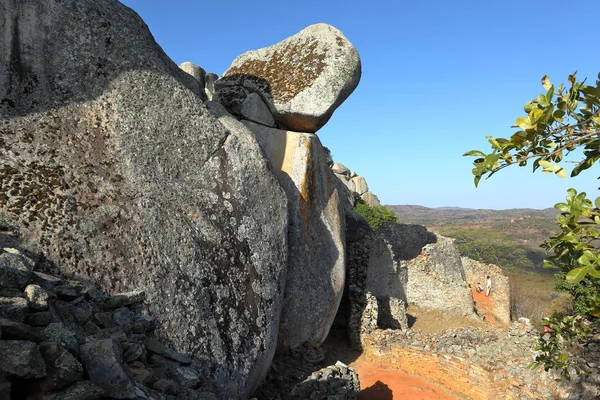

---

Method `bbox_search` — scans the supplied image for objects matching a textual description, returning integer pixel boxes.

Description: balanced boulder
[217,23,361,132]
[1,0,287,397]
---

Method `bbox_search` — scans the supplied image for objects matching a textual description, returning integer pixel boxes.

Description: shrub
[353,199,399,230]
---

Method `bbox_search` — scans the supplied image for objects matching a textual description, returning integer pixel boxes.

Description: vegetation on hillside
[354,198,399,230]
[465,72,600,377]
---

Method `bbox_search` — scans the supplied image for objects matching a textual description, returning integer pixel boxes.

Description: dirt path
[324,306,492,399]
[350,355,457,400]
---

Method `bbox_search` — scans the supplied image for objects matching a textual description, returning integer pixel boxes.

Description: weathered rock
[0,375,10,400]
[351,176,368,195]
[1,0,288,397]
[122,341,145,363]
[0,296,29,322]
[80,339,135,399]
[104,290,146,309]
[132,314,155,333]
[71,300,93,324]
[331,162,351,176]
[41,323,79,354]
[361,191,381,207]
[152,378,174,394]
[27,311,52,326]
[146,337,192,364]
[0,317,43,341]
[38,341,84,392]
[179,61,206,89]
[240,92,276,127]
[25,284,49,311]
[112,307,134,334]
[0,340,46,379]
[289,361,360,399]
[0,251,34,290]
[171,366,201,388]
[51,380,104,400]
[204,72,219,100]
[218,23,361,132]
[243,120,345,350]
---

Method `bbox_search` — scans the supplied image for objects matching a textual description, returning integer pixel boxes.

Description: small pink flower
[543,326,552,333]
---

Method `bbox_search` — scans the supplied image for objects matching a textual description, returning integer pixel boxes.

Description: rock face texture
[405,235,478,317]
[1,0,288,397]
[0,248,223,399]
[462,257,511,324]
[242,120,346,350]
[216,23,361,132]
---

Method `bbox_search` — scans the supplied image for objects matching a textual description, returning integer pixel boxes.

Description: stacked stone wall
[462,257,510,324]
[405,235,477,318]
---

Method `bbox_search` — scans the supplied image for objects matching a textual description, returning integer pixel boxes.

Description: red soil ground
[325,304,495,399]
[350,355,456,400]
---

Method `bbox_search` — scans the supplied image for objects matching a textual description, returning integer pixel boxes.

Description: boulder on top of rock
[243,120,345,350]
[1,0,287,397]
[179,61,206,89]
[217,23,361,132]
[332,162,351,176]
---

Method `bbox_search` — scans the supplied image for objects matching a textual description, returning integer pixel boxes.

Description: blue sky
[121,0,600,209]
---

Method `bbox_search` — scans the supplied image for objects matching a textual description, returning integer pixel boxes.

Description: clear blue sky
[121,0,600,209]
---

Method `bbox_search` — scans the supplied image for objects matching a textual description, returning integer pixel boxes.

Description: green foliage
[541,189,600,287]
[530,315,594,379]
[555,272,600,318]
[466,72,600,378]
[440,228,535,272]
[353,199,399,230]
[465,72,600,188]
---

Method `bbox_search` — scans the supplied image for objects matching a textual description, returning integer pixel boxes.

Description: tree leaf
[542,75,552,90]
[566,266,587,283]
[516,117,532,129]
[463,150,486,157]
[555,166,567,178]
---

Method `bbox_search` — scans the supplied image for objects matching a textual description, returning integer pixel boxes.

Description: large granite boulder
[216,23,361,132]
[0,0,287,397]
[242,120,346,350]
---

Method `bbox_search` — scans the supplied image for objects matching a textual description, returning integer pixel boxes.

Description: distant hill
[387,205,557,229]
[387,205,560,273]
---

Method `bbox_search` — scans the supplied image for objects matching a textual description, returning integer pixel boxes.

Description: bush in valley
[353,198,399,230]
[439,227,535,272]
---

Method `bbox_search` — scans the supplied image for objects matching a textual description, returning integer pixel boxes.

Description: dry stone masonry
[405,235,479,318]
[462,257,511,324]
[0,247,220,399]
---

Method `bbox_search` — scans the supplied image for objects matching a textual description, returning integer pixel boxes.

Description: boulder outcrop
[330,163,380,207]
[216,23,361,132]
[242,120,346,351]
[1,0,288,397]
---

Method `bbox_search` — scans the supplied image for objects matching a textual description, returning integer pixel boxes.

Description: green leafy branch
[464,73,600,187]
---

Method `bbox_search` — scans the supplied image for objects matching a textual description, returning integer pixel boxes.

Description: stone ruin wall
[405,235,477,318]
[462,257,511,324]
